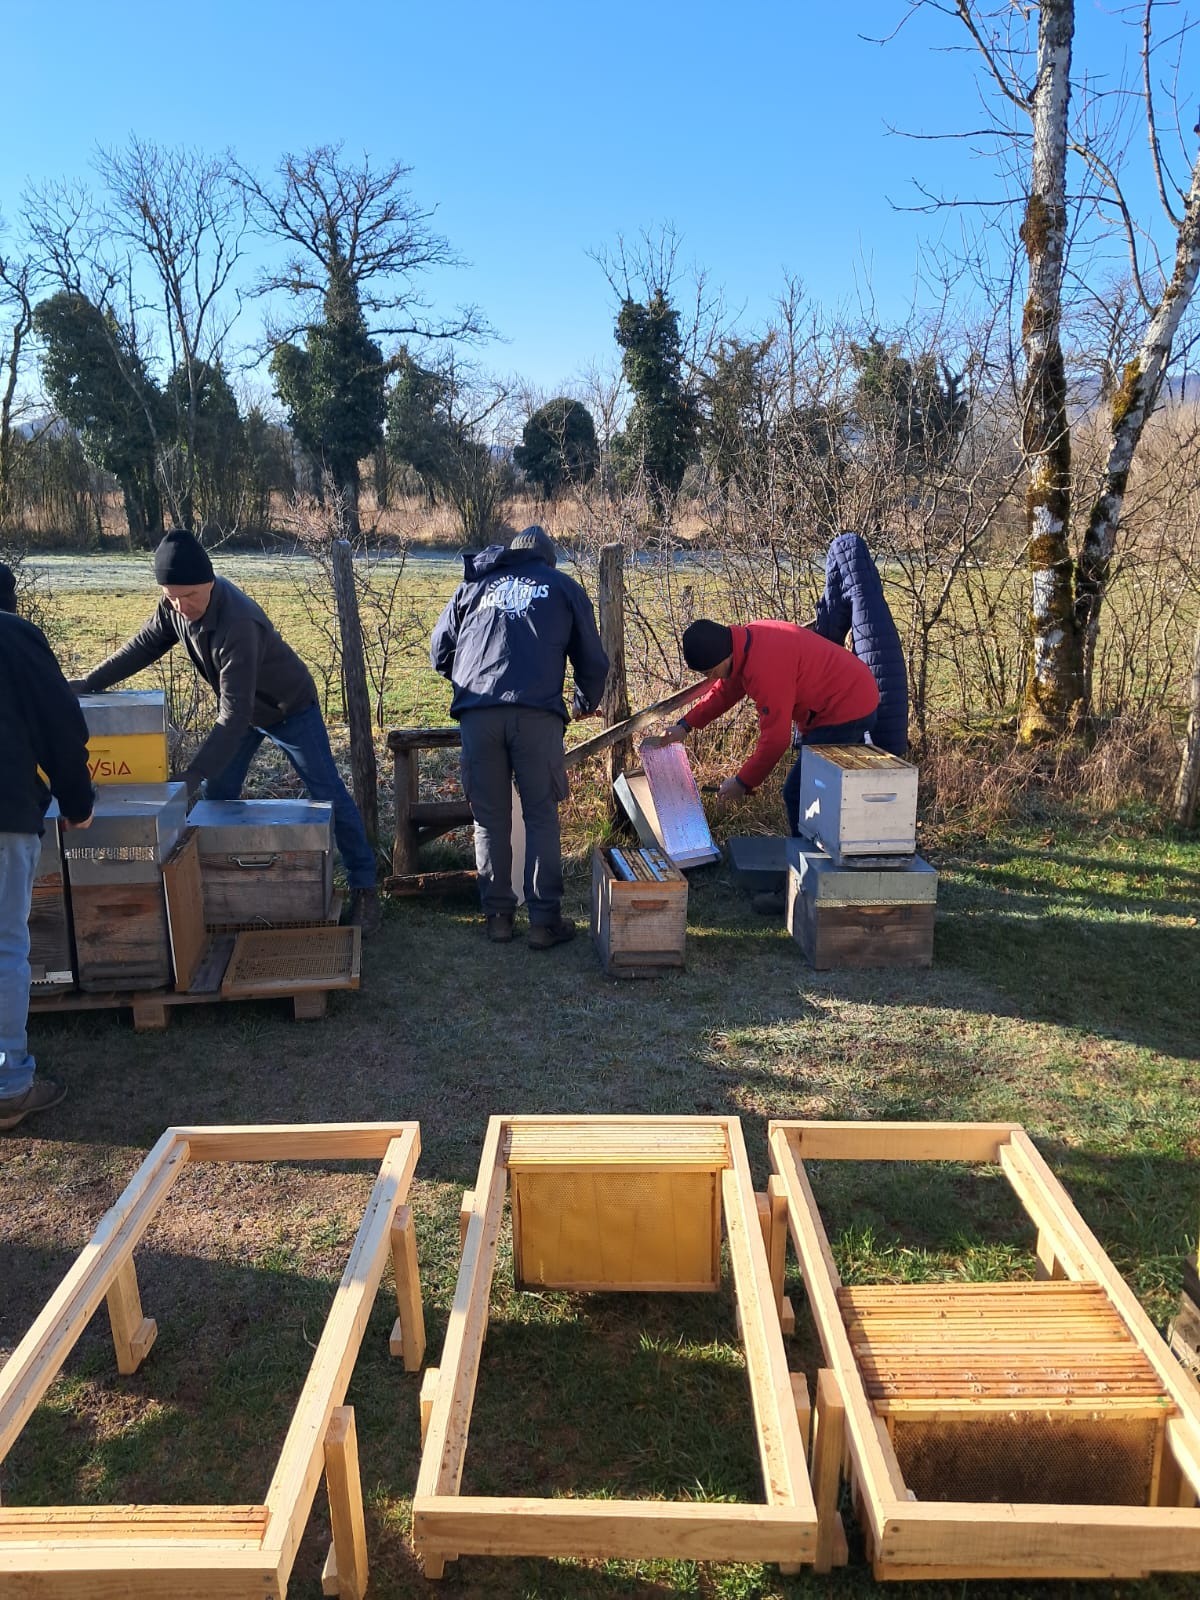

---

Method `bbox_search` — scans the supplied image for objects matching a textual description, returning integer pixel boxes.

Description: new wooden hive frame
[767,1119,1200,1581]
[0,1121,426,1600]
[412,1114,818,1577]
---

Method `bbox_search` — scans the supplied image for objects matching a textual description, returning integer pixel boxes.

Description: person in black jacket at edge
[71,529,382,936]
[0,563,94,1131]
[431,525,609,949]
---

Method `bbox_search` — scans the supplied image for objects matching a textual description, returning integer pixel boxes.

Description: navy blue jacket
[812,532,909,756]
[0,612,94,834]
[431,546,609,722]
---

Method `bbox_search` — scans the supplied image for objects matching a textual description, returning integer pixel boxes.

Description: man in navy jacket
[0,564,94,1131]
[431,526,608,948]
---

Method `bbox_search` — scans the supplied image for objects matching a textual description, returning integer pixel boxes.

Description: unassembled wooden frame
[0,1122,425,1600]
[767,1120,1200,1582]
[412,1114,818,1577]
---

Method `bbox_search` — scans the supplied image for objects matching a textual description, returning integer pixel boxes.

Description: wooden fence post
[331,539,379,846]
[598,543,630,813]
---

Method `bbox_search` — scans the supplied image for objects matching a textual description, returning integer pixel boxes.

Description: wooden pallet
[766,1120,1200,1581]
[0,1122,425,1600]
[28,835,360,1029]
[28,963,345,1029]
[412,1115,818,1578]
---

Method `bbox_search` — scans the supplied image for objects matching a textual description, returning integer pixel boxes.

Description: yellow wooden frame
[767,1120,1200,1581]
[0,1122,425,1600]
[412,1114,818,1577]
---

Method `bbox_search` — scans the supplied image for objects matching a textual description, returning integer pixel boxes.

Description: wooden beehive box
[795,744,918,861]
[786,850,936,969]
[766,1120,1200,1582]
[187,799,334,926]
[63,783,188,992]
[591,844,687,977]
[413,1115,818,1578]
[28,801,74,991]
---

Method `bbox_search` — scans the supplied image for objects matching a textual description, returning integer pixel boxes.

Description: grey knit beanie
[508,525,557,567]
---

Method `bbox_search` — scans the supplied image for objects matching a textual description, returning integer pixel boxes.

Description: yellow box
[80,691,169,784]
[86,733,169,784]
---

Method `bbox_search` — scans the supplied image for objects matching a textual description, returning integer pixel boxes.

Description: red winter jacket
[681,621,879,791]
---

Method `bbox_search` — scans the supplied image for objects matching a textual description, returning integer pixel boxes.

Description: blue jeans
[0,831,41,1097]
[202,703,377,890]
[782,713,879,837]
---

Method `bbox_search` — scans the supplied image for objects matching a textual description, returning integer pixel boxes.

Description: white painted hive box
[795,743,918,860]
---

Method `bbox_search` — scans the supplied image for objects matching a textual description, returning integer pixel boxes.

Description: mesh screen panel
[893,1412,1162,1505]
[512,1169,720,1290]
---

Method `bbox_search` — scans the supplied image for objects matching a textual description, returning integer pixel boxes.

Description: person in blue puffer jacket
[811,532,909,757]
[431,526,609,950]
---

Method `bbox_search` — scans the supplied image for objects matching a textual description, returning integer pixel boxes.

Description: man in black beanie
[1,562,94,1131]
[72,529,382,935]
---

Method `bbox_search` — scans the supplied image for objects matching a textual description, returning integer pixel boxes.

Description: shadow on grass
[933,878,1199,1059]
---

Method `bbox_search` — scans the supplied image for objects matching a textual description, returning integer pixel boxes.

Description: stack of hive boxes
[785,744,937,969]
[38,693,187,993]
[33,691,337,996]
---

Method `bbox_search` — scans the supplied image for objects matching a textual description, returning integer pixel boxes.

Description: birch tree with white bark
[922,1,1200,746]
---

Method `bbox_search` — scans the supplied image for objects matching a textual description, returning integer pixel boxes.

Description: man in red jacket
[653,618,879,834]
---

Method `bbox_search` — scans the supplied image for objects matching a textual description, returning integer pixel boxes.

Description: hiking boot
[347,889,383,938]
[0,1077,67,1133]
[528,917,576,951]
[486,913,515,943]
[752,889,787,917]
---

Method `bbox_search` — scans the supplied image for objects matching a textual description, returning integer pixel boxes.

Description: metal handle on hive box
[229,854,279,869]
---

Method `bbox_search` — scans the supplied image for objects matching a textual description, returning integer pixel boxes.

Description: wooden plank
[766,1125,909,1536]
[387,727,464,753]
[0,1552,281,1600]
[419,1369,439,1448]
[415,1117,509,1504]
[411,1497,814,1562]
[0,1132,189,1463]
[161,829,208,993]
[774,1120,1021,1164]
[563,680,708,771]
[766,1175,788,1323]
[812,1369,849,1573]
[384,870,477,897]
[104,1259,157,1376]
[389,1205,427,1371]
[323,1406,368,1600]
[261,1130,420,1571]
[1000,1132,1200,1492]
[0,1505,267,1539]
[877,1500,1200,1574]
[719,1125,815,1523]
[176,1123,418,1163]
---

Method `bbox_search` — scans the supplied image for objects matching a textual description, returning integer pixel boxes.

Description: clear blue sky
[1,1,1182,396]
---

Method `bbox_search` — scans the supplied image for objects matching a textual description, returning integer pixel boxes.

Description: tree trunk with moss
[1018,0,1078,742]
[1077,155,1200,709]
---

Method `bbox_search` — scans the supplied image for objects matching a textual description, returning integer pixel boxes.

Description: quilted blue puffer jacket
[812,532,909,756]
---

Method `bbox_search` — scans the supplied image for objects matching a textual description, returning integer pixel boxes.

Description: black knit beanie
[154,529,214,587]
[0,563,16,614]
[682,619,733,672]
[508,524,557,567]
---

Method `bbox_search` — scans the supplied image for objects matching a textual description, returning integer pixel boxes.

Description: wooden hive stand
[412,1115,818,1577]
[0,1122,426,1600]
[766,1120,1200,1581]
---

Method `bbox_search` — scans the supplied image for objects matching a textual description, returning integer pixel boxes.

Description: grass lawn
[2,560,1198,1597]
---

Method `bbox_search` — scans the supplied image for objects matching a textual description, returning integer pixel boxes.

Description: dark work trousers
[458,706,569,925]
[781,712,879,837]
